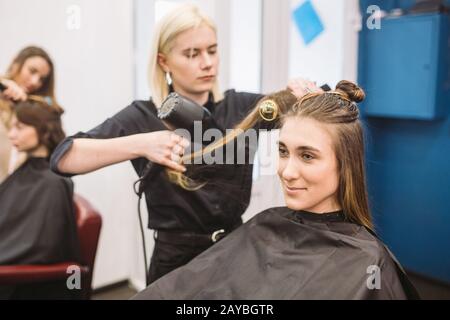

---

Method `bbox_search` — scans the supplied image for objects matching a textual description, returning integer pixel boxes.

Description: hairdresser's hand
[287,78,323,98]
[0,79,27,102]
[138,131,190,172]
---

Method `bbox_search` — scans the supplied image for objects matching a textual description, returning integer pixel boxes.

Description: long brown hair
[166,80,373,230]
[281,81,372,230]
[166,90,298,190]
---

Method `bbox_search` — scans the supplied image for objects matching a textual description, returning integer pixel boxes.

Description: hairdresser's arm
[56,131,188,175]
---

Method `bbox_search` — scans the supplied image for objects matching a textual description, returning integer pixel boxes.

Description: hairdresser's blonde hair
[149,3,223,108]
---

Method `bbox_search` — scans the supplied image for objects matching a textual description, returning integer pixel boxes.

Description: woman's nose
[30,74,41,87]
[279,158,300,181]
[200,52,212,69]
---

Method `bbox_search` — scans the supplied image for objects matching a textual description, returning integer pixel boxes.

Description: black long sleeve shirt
[50,90,264,234]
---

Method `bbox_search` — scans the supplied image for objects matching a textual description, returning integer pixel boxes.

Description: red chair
[0,194,102,299]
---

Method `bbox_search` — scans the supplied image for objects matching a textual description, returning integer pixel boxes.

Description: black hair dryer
[137,93,207,193]
[158,92,211,131]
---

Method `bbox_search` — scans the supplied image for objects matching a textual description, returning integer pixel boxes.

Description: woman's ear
[157,53,170,73]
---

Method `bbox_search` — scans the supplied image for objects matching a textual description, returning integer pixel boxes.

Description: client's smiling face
[277,117,341,213]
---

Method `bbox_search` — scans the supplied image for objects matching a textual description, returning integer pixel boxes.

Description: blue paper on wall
[292,0,324,45]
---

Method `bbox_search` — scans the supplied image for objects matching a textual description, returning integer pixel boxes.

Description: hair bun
[335,80,365,103]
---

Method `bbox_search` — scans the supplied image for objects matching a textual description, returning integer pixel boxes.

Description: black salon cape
[133,207,419,300]
[0,157,80,299]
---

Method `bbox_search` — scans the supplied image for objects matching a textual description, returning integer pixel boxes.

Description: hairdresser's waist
[154,223,242,247]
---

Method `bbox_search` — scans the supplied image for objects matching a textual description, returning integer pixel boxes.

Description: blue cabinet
[358,10,450,284]
[359,13,449,120]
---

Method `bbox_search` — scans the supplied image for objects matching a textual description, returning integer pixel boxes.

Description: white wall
[229,0,262,93]
[289,0,361,86]
[0,0,136,289]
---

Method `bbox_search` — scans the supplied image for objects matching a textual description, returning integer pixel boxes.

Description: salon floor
[91,272,450,300]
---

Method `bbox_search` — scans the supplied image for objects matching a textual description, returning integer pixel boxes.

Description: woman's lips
[198,75,215,81]
[284,185,307,195]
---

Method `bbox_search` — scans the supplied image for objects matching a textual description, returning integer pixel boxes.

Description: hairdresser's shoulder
[110,99,159,124]
[123,99,158,116]
[222,89,264,115]
[224,89,264,101]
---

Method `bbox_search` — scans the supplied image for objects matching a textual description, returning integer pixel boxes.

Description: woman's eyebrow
[278,141,320,153]
[182,43,217,53]
[296,146,321,153]
[182,48,199,54]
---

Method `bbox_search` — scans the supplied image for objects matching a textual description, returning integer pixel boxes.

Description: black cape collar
[294,209,346,223]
